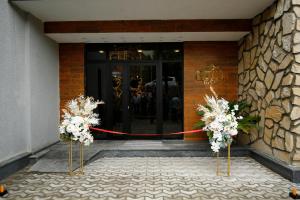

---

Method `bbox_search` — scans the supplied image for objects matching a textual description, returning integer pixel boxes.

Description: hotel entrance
[85,43,183,139]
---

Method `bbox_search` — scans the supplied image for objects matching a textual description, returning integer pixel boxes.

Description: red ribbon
[89,127,207,139]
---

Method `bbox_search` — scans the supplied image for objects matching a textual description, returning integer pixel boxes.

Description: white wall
[28,15,59,152]
[0,1,59,164]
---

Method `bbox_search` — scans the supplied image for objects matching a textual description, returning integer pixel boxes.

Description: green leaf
[194,99,261,136]
[197,110,205,116]
[194,120,206,129]
[237,115,260,134]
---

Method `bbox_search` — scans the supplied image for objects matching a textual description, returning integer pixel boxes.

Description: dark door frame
[84,43,183,139]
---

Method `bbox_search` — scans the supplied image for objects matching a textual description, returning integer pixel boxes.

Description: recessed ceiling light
[137,49,143,53]
[99,50,104,54]
[174,49,180,53]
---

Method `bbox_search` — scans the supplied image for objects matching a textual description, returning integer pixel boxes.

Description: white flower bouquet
[195,91,260,153]
[197,95,241,152]
[59,95,104,146]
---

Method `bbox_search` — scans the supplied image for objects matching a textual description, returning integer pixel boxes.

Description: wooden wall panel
[45,19,251,33]
[59,43,85,115]
[183,42,238,140]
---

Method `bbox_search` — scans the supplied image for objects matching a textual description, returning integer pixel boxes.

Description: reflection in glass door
[111,64,125,132]
[162,63,183,139]
[85,43,183,139]
[129,65,157,134]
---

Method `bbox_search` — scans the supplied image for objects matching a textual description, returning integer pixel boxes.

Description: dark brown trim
[44,19,251,33]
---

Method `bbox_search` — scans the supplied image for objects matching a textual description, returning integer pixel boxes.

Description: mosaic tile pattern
[3,157,292,200]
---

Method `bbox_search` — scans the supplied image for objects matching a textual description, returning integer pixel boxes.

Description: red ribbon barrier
[89,127,207,140]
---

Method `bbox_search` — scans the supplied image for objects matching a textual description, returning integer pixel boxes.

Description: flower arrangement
[195,89,260,152]
[59,95,104,146]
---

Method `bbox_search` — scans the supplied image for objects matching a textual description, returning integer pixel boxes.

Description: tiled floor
[28,140,247,173]
[3,157,292,200]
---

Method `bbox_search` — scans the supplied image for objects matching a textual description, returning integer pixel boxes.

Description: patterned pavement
[3,157,293,200]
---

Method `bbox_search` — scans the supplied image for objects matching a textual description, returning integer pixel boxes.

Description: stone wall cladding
[238,0,300,165]
[292,0,300,165]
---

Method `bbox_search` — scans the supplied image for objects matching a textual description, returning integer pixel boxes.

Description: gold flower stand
[68,140,84,176]
[216,143,231,176]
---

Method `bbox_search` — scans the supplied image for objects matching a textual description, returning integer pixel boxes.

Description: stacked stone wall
[238,0,300,164]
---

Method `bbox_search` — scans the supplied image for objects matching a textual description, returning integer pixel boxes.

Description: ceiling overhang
[11,0,275,43]
[11,0,275,21]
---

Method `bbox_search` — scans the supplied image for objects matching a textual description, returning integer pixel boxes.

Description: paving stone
[285,131,294,152]
[270,61,279,72]
[282,74,294,85]
[293,0,300,5]
[278,31,283,46]
[281,87,291,98]
[265,70,275,89]
[291,106,300,120]
[293,96,300,105]
[264,47,272,63]
[258,56,268,72]
[296,136,300,148]
[264,127,273,144]
[264,20,273,36]
[295,75,300,85]
[282,35,292,52]
[273,149,290,163]
[274,0,284,19]
[272,45,287,63]
[243,52,251,69]
[279,54,293,70]
[282,12,296,35]
[294,32,300,43]
[272,136,285,150]
[272,71,284,90]
[265,119,274,128]
[293,44,300,53]
[284,0,291,11]
[280,116,292,130]
[293,88,300,96]
[295,54,300,63]
[282,99,292,113]
[2,157,292,200]
[277,128,286,138]
[275,20,281,35]
[256,81,267,97]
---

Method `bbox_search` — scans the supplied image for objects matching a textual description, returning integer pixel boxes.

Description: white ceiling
[47,32,249,43]
[13,0,275,22]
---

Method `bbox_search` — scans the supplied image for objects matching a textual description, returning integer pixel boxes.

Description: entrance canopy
[11,0,275,42]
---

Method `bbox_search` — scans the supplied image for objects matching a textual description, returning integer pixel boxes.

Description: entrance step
[94,148,249,158]
[88,140,250,163]
[29,149,50,164]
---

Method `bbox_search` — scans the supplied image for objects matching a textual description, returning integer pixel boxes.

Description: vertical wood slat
[183,42,238,140]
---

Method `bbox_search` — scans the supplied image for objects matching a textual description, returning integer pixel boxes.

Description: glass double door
[86,61,183,139]
[111,63,158,135]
